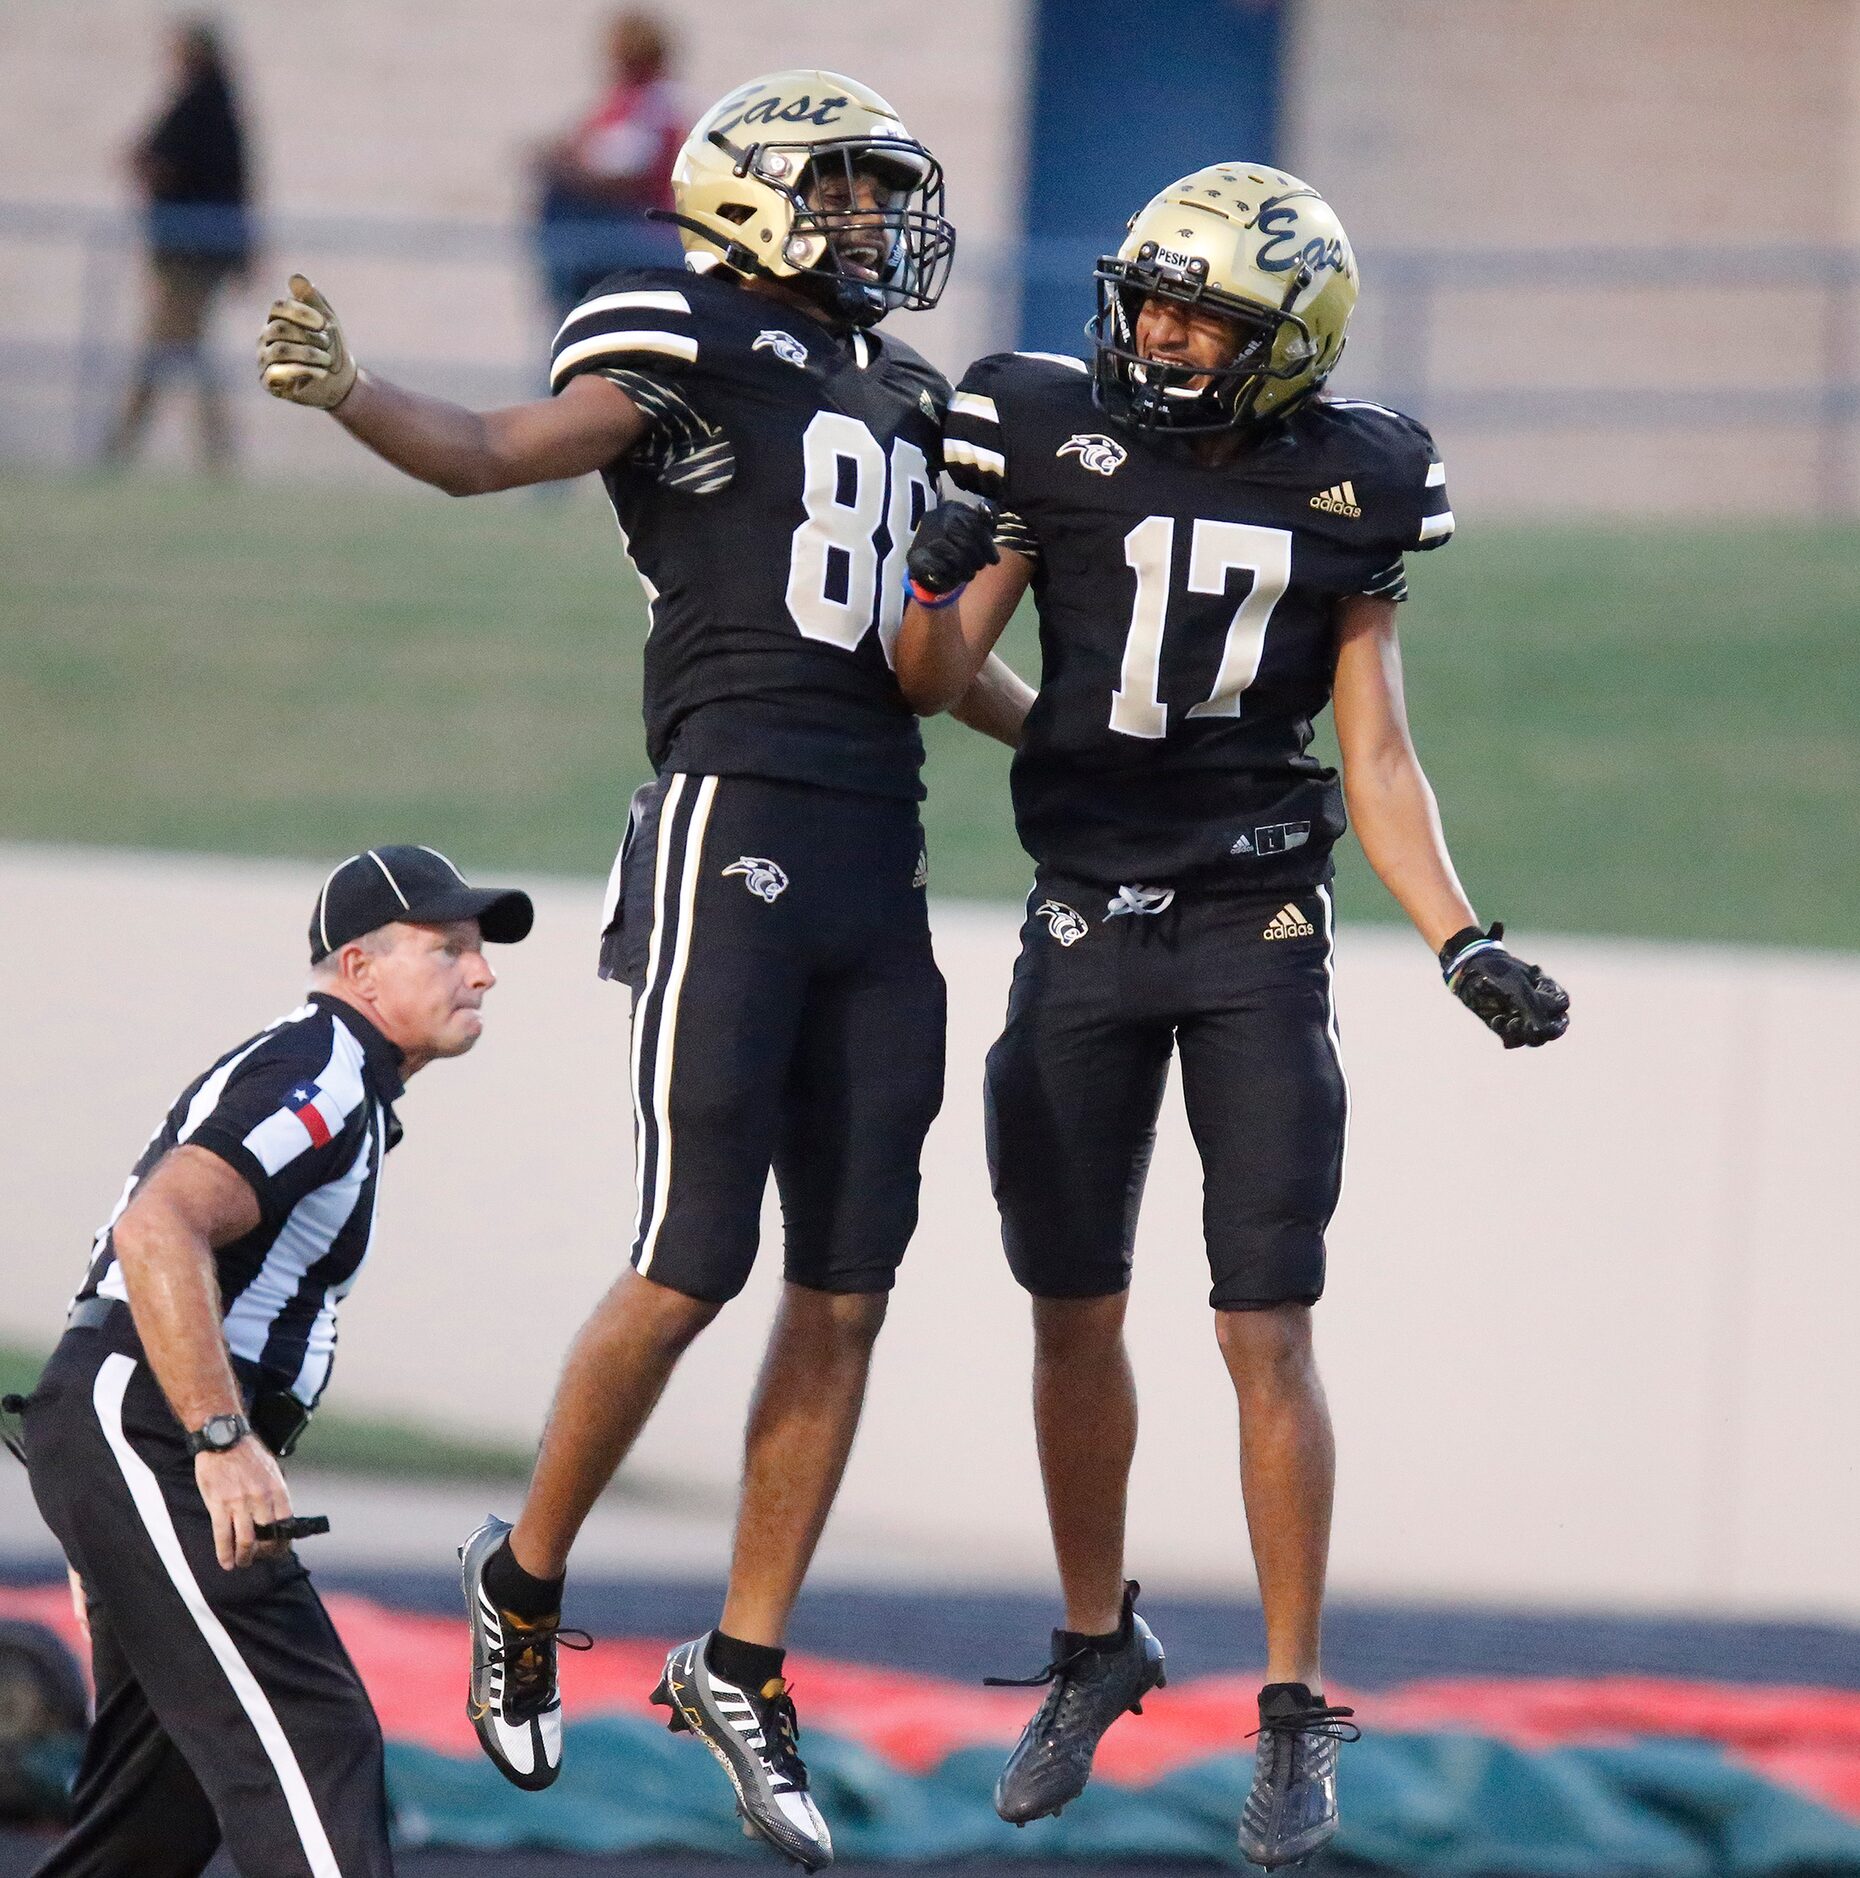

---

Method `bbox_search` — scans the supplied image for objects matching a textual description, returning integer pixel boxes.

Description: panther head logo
[1056,432,1128,477]
[723,856,790,902]
[752,329,810,369]
[1036,899,1089,946]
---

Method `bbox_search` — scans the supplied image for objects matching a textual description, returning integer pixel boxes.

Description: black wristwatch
[186,1412,251,1456]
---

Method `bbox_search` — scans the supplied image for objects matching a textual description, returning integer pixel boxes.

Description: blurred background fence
[9,198,1860,515]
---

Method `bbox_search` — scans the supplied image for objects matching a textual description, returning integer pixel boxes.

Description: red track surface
[8,1584,1857,1815]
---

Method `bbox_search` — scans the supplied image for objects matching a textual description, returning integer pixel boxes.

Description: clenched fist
[258,274,358,410]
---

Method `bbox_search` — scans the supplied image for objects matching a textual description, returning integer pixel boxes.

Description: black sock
[482,1537,563,1622]
[707,1628,786,1691]
[1056,1619,1129,1657]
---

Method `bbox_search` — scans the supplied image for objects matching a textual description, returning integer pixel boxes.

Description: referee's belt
[65,1297,313,1457]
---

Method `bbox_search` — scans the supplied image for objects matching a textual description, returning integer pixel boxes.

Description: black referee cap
[309,846,534,964]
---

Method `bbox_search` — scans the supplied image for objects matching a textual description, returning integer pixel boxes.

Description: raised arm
[111,1145,295,1568]
[895,498,1034,716]
[258,275,650,495]
[1332,594,1569,1047]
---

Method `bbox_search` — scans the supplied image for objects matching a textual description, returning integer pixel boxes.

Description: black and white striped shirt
[74,994,404,1409]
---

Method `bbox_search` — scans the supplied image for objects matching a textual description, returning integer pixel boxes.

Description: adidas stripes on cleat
[1237,1682,1359,1869]
[987,1580,1167,1824]
[459,1515,589,1791]
[652,1633,833,1870]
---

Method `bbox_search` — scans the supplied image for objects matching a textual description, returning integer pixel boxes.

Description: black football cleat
[987,1580,1167,1824]
[652,1633,833,1870]
[1237,1682,1360,1869]
[459,1515,590,1791]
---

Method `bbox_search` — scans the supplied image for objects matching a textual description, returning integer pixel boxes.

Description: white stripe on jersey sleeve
[945,437,1006,477]
[240,1021,367,1177]
[1014,351,1090,373]
[552,289,691,347]
[551,330,699,388]
[1426,459,1447,487]
[1419,510,1456,542]
[949,391,1000,423]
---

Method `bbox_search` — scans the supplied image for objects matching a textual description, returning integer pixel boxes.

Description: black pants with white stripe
[22,1326,391,1878]
[986,877,1349,1310]
[603,772,947,1303]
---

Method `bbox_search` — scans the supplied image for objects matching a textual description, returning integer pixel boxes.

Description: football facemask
[665,70,954,327]
[1088,162,1357,436]
[1090,258,1320,435]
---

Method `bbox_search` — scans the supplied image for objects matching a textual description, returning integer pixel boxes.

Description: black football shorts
[601,772,946,1303]
[984,875,1348,1311]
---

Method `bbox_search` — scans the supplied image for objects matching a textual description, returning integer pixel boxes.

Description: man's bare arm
[895,549,1033,716]
[112,1146,294,1568]
[258,273,650,495]
[332,370,650,496]
[113,1146,258,1427]
[1330,594,1477,951]
[950,653,1036,748]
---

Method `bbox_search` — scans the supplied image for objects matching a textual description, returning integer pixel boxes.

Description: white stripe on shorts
[635,775,719,1275]
[1316,883,1350,1191]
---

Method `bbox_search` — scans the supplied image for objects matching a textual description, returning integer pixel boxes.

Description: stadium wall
[4,845,1857,1621]
[1284,0,1860,515]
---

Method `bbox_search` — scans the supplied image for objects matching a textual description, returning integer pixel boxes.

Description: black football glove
[1439,922,1570,1049]
[907,499,999,598]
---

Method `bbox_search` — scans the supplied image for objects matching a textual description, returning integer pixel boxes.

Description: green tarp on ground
[387,1720,1860,1873]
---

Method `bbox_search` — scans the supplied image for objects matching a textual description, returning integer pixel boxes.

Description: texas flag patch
[243,1079,350,1174]
[286,1082,335,1147]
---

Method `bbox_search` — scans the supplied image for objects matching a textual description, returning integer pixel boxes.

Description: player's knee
[783,1283,888,1356]
[1215,1299,1317,1389]
[1031,1292,1127,1360]
[614,1266,727,1347]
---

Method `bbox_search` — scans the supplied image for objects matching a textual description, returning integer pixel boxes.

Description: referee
[16,846,531,1878]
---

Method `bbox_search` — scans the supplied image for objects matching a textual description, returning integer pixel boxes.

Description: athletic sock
[482,1537,564,1622]
[1052,1607,1127,1652]
[707,1628,786,1691]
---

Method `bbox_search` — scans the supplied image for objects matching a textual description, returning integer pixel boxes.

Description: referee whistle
[254,1515,330,1542]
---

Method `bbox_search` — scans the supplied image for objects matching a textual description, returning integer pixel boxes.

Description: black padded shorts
[985,875,1348,1311]
[601,772,946,1303]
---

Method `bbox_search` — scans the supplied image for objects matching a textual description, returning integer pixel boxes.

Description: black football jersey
[551,266,950,800]
[944,352,1453,889]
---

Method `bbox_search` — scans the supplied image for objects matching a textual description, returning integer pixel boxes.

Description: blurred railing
[7,202,1860,510]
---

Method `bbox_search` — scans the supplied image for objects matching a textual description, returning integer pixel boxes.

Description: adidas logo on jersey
[752,329,809,368]
[912,848,929,889]
[1309,480,1362,518]
[1262,903,1315,941]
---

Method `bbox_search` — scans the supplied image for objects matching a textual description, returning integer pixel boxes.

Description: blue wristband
[905,571,967,610]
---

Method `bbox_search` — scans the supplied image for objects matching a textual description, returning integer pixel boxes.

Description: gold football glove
[258,274,358,410]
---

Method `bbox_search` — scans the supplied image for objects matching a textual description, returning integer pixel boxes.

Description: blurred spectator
[534,10,688,326]
[104,19,253,470]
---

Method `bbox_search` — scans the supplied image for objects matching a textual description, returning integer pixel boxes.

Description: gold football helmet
[664,69,955,326]
[1091,163,1358,433]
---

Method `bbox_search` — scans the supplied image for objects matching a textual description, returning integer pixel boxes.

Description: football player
[895,165,1568,1868]
[260,70,1029,1871]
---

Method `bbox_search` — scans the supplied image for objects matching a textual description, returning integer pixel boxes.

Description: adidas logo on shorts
[1262,902,1315,941]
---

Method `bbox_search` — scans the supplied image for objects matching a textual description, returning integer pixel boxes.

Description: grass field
[3,470,1855,949]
